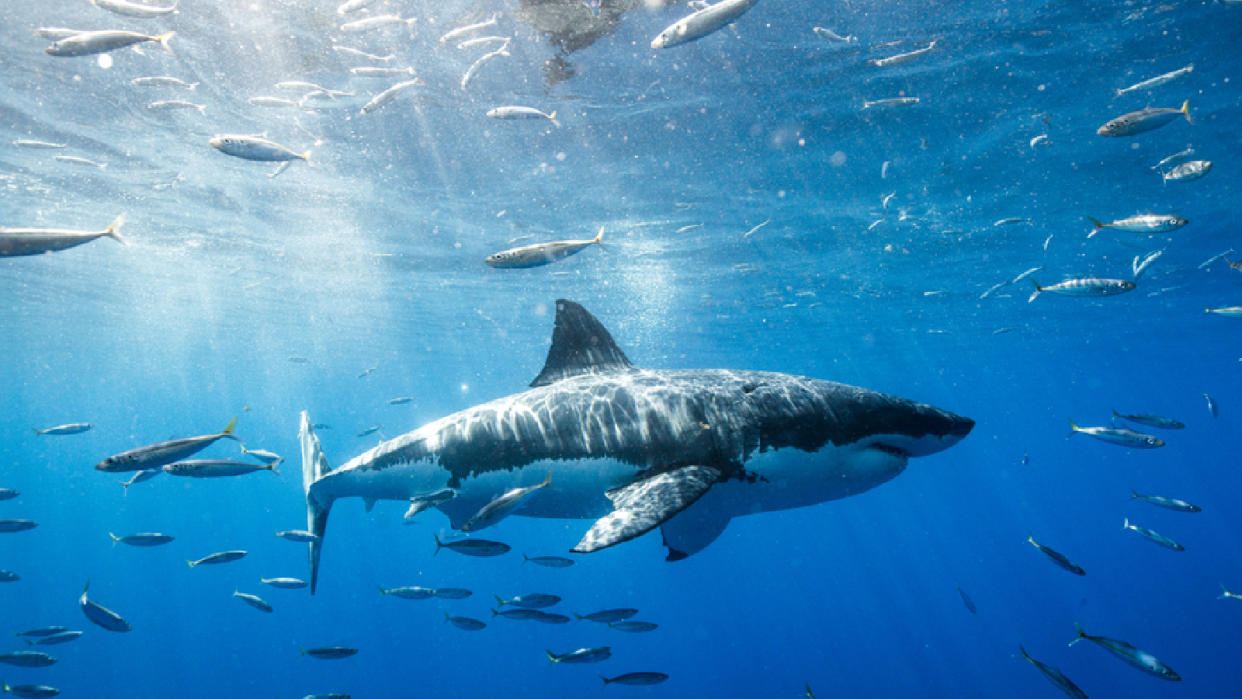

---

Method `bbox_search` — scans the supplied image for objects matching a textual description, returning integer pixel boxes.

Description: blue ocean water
[2,1,1240,696]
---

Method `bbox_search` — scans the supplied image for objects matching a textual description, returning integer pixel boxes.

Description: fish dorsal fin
[530,299,634,387]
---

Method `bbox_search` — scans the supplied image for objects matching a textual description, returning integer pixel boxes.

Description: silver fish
[388,397,414,405]
[651,0,760,49]
[0,651,56,668]
[601,673,669,686]
[863,97,920,109]
[0,489,18,501]
[119,469,160,491]
[1028,278,1135,302]
[0,682,61,698]
[457,36,508,50]
[299,646,357,659]
[485,228,603,269]
[46,30,175,57]
[869,40,937,68]
[0,214,126,257]
[349,66,416,78]
[1112,410,1184,429]
[379,585,435,599]
[1069,623,1180,680]
[1019,645,1087,699]
[1115,64,1194,97]
[1098,101,1192,137]
[1027,536,1086,576]
[1122,518,1184,551]
[210,135,309,163]
[546,646,612,664]
[163,458,277,477]
[53,155,106,169]
[339,15,415,33]
[359,79,422,114]
[460,39,510,90]
[461,471,552,532]
[331,45,394,62]
[14,627,67,638]
[1089,214,1186,236]
[1204,393,1218,418]
[12,139,66,149]
[241,446,283,465]
[1163,160,1211,182]
[247,96,299,108]
[432,536,510,557]
[79,581,131,632]
[90,0,179,19]
[607,620,659,632]
[34,27,89,40]
[0,570,18,582]
[1152,147,1194,171]
[0,519,38,533]
[486,106,559,125]
[337,0,378,15]
[812,26,855,43]
[275,530,319,543]
[1068,419,1163,448]
[131,75,197,89]
[522,554,574,568]
[1219,584,1242,601]
[956,585,977,614]
[439,14,499,44]
[575,608,639,623]
[404,489,456,520]
[109,532,174,546]
[260,577,308,589]
[187,550,247,567]
[1204,306,1242,317]
[34,423,92,435]
[96,418,238,472]
[25,630,83,646]
[443,612,486,631]
[233,590,273,613]
[1130,490,1200,513]
[146,100,205,113]
[493,592,561,609]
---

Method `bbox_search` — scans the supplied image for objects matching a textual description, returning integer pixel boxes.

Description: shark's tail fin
[300,411,334,595]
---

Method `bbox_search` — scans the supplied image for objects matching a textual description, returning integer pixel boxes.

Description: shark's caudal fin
[529,299,635,387]
[300,411,333,595]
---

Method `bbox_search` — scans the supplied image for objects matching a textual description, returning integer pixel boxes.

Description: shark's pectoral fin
[660,495,732,562]
[571,465,721,554]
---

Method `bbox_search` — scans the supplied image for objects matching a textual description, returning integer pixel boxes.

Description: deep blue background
[2,1,1240,696]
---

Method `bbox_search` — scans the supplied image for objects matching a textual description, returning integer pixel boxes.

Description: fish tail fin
[494,594,506,606]
[548,111,560,127]
[188,82,198,91]
[545,649,558,663]
[222,417,238,439]
[443,611,451,623]
[490,608,499,617]
[108,532,119,545]
[1018,644,1031,661]
[186,559,196,567]
[593,226,605,247]
[300,411,334,595]
[1113,88,1123,98]
[1204,307,1213,314]
[1027,279,1042,303]
[1181,99,1193,125]
[433,535,443,555]
[104,213,128,246]
[573,612,585,620]
[1067,418,1079,436]
[378,585,387,595]
[1069,622,1085,647]
[1130,488,1139,499]
[300,149,311,162]
[1122,517,1130,530]
[601,675,610,685]
[155,31,176,56]
[522,553,530,563]
[1219,583,1231,599]
[1112,409,1121,419]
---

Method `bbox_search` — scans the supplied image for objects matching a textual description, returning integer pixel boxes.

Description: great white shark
[300,299,973,593]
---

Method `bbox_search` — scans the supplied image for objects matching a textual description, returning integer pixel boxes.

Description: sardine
[1204,306,1242,317]
[0,519,38,533]
[119,469,160,491]
[485,228,603,269]
[233,590,273,613]
[1027,536,1086,576]
[461,471,552,532]
[187,550,247,567]
[25,630,82,646]
[812,27,855,43]
[0,651,56,668]
[1088,214,1187,236]
[46,30,175,57]
[0,682,61,698]
[299,646,357,659]
[432,536,510,557]
[260,577,308,589]
[34,423,92,435]
[1028,278,1135,303]
[439,14,499,44]
[210,135,309,163]
[601,673,669,686]
[493,592,561,609]
[359,79,421,114]
[1204,393,1218,418]
[546,646,612,664]
[1115,65,1193,97]
[522,554,575,568]
[1019,645,1087,699]
[1130,490,1200,513]
[607,620,659,632]
[0,489,19,501]
[651,0,760,49]
[379,585,435,600]
[956,584,977,614]
[869,40,937,68]
[108,532,174,547]
[863,97,920,109]
[96,418,238,472]
[1111,410,1184,430]
[1069,623,1180,681]
[444,612,486,630]
[163,459,277,477]
[575,608,639,623]
[1069,419,1163,448]
[1163,160,1211,182]
[486,106,558,125]
[1,214,127,257]
[90,0,178,19]
[1097,101,1191,137]
[1122,518,1184,551]
[433,588,472,600]
[79,581,131,632]
[275,530,319,542]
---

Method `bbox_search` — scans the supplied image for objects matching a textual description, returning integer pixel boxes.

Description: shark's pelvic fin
[660,495,733,562]
[571,465,721,554]
[530,299,635,387]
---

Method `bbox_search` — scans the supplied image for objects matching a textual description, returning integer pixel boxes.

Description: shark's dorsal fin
[530,299,634,387]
